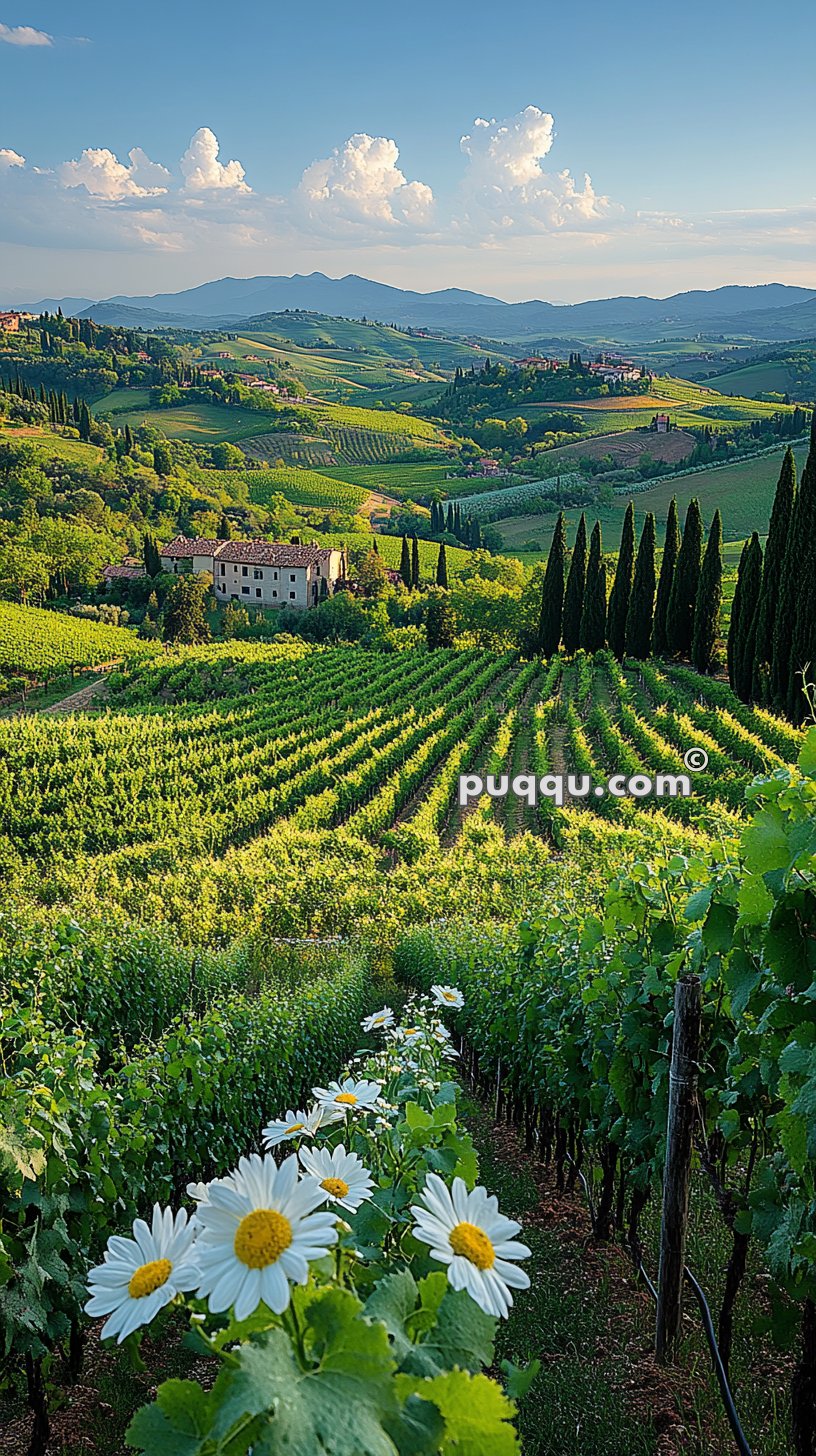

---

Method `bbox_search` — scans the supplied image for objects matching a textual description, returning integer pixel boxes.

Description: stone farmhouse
[160,537,347,609]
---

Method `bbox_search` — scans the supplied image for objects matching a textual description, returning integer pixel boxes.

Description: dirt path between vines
[463,1095,709,1456]
[41,676,109,714]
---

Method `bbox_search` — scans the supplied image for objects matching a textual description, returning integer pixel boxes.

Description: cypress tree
[580,522,606,652]
[691,509,722,674]
[625,512,656,659]
[652,497,680,656]
[728,533,763,701]
[399,535,411,589]
[666,498,703,658]
[562,513,587,654]
[785,411,816,723]
[411,535,420,590]
[606,501,636,660]
[753,448,797,703]
[536,511,567,655]
[436,542,448,589]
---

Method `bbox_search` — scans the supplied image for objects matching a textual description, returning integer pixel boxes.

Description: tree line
[522,493,724,676]
[728,412,816,725]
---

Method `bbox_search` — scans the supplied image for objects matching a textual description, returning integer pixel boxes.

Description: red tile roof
[214,541,339,568]
[103,564,145,580]
[161,536,223,558]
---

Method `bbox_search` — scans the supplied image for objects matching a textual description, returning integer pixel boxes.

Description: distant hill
[21,273,816,344]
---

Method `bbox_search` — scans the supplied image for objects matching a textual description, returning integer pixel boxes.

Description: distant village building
[0,311,22,333]
[160,536,346,608]
[514,356,560,371]
[655,414,670,433]
[477,457,501,476]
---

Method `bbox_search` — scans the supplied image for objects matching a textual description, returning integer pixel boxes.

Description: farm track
[40,677,109,715]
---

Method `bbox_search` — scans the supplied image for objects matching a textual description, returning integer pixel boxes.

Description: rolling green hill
[496,439,808,556]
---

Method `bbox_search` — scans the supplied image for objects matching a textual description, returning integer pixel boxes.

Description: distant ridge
[19,273,816,343]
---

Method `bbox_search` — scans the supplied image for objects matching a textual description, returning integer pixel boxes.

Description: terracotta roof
[103,564,145,580]
[161,536,223,558]
[214,541,339,568]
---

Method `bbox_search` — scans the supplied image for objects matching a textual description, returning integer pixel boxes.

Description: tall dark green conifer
[606,501,636,660]
[691,509,722,675]
[625,513,656,659]
[728,533,763,701]
[752,448,796,703]
[579,522,606,652]
[666,498,703,658]
[399,535,411,589]
[562,512,588,655]
[411,535,420,590]
[436,542,448,589]
[652,497,680,656]
[785,411,816,723]
[536,510,567,655]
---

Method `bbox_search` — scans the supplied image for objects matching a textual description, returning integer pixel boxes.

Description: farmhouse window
[241,586,250,595]
[289,591,296,600]
[290,573,296,582]
[255,588,261,598]
[219,563,225,576]
[254,569,263,580]
[272,590,278,597]
[242,566,248,578]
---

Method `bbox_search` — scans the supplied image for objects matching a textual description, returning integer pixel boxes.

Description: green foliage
[605,501,635,661]
[652,496,680,657]
[0,601,150,676]
[691,507,722,674]
[666,496,702,657]
[579,522,606,653]
[625,512,656,659]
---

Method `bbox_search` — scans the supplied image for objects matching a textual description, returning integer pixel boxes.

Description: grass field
[0,423,104,467]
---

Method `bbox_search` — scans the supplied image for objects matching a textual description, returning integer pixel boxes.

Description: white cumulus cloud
[0,22,52,45]
[298,133,433,233]
[460,105,614,232]
[180,128,250,193]
[59,146,170,199]
[0,148,25,169]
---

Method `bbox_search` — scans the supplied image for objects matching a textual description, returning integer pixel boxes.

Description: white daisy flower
[194,1153,338,1321]
[431,1022,451,1043]
[312,1077,381,1114]
[431,985,464,1010]
[262,1104,324,1149]
[299,1144,374,1213]
[398,1025,425,1045]
[361,1007,395,1033]
[84,1206,199,1344]
[410,1173,530,1320]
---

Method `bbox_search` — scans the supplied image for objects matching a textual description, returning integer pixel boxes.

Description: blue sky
[1,0,814,301]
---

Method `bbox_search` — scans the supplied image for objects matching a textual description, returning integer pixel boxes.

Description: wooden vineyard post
[656,974,702,1364]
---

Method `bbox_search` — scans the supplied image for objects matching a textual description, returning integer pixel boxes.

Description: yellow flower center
[449,1222,495,1270]
[404,1028,418,1036]
[284,1122,305,1135]
[336,1092,357,1105]
[321,1177,350,1199]
[128,1258,172,1299]
[443,992,457,1002]
[234,1209,293,1269]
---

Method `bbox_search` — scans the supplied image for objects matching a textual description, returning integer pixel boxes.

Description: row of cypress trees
[529,496,723,672]
[398,535,452,590]
[728,412,816,724]
[429,500,482,549]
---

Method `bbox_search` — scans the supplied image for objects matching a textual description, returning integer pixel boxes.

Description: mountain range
[19,274,816,344]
